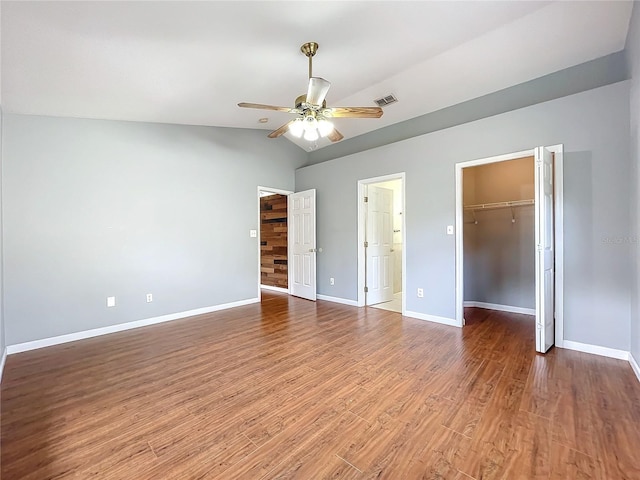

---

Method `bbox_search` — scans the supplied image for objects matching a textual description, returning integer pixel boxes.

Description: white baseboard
[560,340,629,360]
[404,310,461,328]
[7,297,260,355]
[464,301,535,316]
[317,294,359,307]
[0,347,7,382]
[630,353,640,383]
[260,285,289,294]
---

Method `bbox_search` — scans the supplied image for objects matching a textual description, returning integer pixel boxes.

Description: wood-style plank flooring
[1,291,639,479]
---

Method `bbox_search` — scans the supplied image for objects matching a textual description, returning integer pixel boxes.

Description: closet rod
[463,199,534,211]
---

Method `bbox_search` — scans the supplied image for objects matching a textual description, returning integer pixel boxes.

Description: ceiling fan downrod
[300,42,319,79]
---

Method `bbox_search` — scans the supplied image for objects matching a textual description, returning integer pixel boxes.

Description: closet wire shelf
[463,199,534,211]
[463,199,534,224]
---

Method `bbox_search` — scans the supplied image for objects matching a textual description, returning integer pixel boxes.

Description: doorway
[454,146,564,353]
[462,156,535,315]
[357,173,406,314]
[257,187,292,296]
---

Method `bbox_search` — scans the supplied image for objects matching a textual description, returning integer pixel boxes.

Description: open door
[289,189,317,301]
[365,185,394,305]
[535,146,555,353]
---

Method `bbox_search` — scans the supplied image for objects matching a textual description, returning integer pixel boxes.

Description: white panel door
[535,146,555,353]
[289,189,316,301]
[366,186,394,305]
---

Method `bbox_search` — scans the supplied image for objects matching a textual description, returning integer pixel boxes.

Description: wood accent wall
[260,194,288,288]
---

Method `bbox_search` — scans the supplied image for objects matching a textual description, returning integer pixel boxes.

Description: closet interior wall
[463,157,535,311]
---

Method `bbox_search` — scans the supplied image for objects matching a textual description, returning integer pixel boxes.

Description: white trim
[456,149,535,169]
[357,182,366,307]
[0,347,7,382]
[630,353,640,383]
[260,285,289,294]
[403,310,460,328]
[560,340,629,361]
[257,186,293,300]
[551,144,565,347]
[258,186,294,197]
[463,301,535,316]
[357,172,406,316]
[455,164,464,327]
[7,298,260,355]
[317,294,359,307]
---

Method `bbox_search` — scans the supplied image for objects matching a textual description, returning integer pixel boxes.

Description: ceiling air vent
[374,94,398,107]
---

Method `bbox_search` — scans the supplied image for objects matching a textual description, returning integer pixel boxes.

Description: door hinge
[364,196,368,203]
[364,241,368,248]
[364,286,369,293]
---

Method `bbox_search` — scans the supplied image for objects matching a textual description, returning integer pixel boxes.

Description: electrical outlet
[146,293,153,303]
[330,277,335,286]
[107,296,116,307]
[250,229,257,238]
[417,288,424,298]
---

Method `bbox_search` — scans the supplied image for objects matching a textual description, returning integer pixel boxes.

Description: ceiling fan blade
[327,128,344,143]
[306,77,331,106]
[238,102,294,113]
[267,120,295,139]
[326,106,383,118]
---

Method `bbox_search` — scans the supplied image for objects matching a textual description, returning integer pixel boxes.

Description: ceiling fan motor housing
[295,94,327,110]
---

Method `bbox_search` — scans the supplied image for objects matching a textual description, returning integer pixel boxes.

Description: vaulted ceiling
[1,1,634,151]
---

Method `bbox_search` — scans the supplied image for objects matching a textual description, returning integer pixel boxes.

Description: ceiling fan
[238,42,383,143]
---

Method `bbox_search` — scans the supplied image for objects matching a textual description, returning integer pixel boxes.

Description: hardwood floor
[1,292,639,479]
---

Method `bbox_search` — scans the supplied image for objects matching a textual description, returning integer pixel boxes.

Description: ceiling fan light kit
[238,42,383,144]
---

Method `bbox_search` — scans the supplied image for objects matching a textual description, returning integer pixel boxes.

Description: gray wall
[2,115,306,345]
[628,3,640,361]
[296,81,631,351]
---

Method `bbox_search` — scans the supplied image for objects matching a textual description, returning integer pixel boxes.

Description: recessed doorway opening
[257,186,293,297]
[357,173,406,314]
[455,146,564,354]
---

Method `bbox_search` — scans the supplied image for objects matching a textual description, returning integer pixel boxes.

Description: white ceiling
[1,1,634,151]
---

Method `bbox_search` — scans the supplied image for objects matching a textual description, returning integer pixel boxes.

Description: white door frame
[257,186,293,300]
[357,173,407,313]
[454,145,564,346]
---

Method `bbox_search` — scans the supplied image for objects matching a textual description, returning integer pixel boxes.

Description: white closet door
[366,186,394,305]
[289,189,317,301]
[535,146,555,353]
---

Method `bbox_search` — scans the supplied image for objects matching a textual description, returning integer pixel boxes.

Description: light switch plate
[107,296,116,307]
[250,229,257,238]
[446,225,454,235]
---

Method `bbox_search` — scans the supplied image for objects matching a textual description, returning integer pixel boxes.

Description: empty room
[1,1,640,479]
